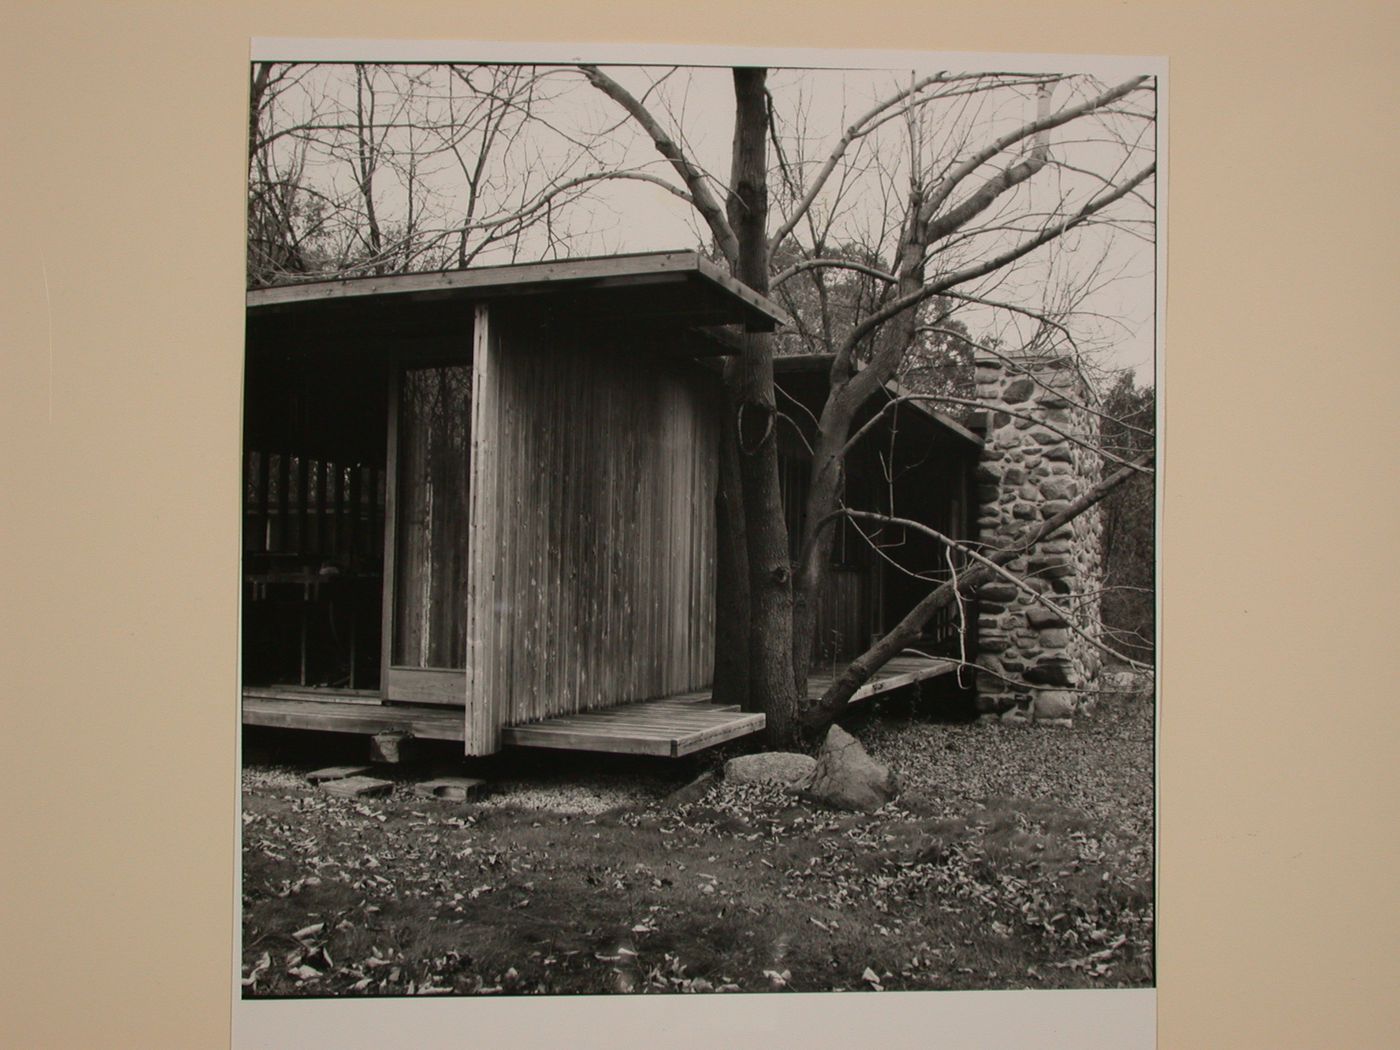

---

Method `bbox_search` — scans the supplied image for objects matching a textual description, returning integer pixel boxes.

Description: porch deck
[241,655,960,757]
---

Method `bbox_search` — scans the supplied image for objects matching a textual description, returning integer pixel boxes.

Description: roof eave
[245,250,792,333]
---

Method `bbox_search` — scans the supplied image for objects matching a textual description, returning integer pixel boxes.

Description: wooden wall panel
[811,567,872,665]
[463,307,720,754]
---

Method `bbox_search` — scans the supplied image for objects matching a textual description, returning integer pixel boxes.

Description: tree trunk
[727,68,801,747]
[711,382,751,710]
[249,63,273,160]
[791,206,927,707]
[790,391,854,693]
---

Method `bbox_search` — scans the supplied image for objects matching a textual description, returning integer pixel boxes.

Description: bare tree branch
[834,162,1156,369]
[803,452,1151,730]
[578,65,740,266]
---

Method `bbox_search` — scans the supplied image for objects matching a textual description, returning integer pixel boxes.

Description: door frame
[379,336,474,706]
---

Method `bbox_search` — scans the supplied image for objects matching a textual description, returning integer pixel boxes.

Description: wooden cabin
[241,252,978,758]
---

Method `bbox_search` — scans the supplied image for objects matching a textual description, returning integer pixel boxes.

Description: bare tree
[247,63,668,285]
[582,65,1156,743]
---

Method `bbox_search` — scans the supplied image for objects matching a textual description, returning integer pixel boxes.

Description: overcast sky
[256,53,1158,384]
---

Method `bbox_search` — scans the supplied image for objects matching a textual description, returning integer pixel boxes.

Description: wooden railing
[243,451,385,570]
[242,451,385,689]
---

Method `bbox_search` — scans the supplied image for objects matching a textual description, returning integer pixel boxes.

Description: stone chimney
[972,354,1105,721]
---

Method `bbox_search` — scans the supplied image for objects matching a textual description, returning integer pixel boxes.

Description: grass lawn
[240,693,1154,996]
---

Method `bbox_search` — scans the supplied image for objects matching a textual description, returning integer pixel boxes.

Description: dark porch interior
[774,361,981,664]
[241,331,390,691]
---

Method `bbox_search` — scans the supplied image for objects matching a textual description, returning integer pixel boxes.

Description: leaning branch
[772,257,899,288]
[839,508,1151,671]
[802,452,1151,731]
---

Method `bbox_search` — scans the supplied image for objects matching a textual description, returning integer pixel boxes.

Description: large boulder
[803,726,899,812]
[724,752,815,788]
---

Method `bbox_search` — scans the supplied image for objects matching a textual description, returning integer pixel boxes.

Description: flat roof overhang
[775,353,984,449]
[246,250,793,335]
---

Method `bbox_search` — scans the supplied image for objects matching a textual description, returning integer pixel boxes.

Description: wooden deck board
[241,655,958,757]
[502,710,766,757]
[500,655,956,756]
[242,695,466,741]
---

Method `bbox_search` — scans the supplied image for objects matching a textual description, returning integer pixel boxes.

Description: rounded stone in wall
[1027,607,1067,628]
[1002,377,1036,403]
[1025,658,1074,686]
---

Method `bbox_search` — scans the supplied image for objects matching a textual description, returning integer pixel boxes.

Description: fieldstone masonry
[973,354,1105,720]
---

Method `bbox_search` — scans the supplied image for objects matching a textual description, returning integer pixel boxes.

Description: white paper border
[235,37,1164,1050]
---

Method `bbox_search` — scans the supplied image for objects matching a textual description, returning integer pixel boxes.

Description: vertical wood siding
[391,364,473,669]
[464,308,719,754]
[811,567,872,665]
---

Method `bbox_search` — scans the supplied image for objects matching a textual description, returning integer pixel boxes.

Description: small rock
[306,765,372,784]
[370,731,414,764]
[1033,690,1077,720]
[1102,669,1145,695]
[412,777,488,802]
[663,770,717,806]
[724,752,816,787]
[320,775,394,799]
[803,726,898,812]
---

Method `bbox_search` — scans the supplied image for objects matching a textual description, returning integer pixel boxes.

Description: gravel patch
[242,766,312,792]
[474,775,666,815]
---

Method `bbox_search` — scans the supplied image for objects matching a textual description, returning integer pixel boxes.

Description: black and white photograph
[14,5,1400,1049]
[236,39,1159,1021]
